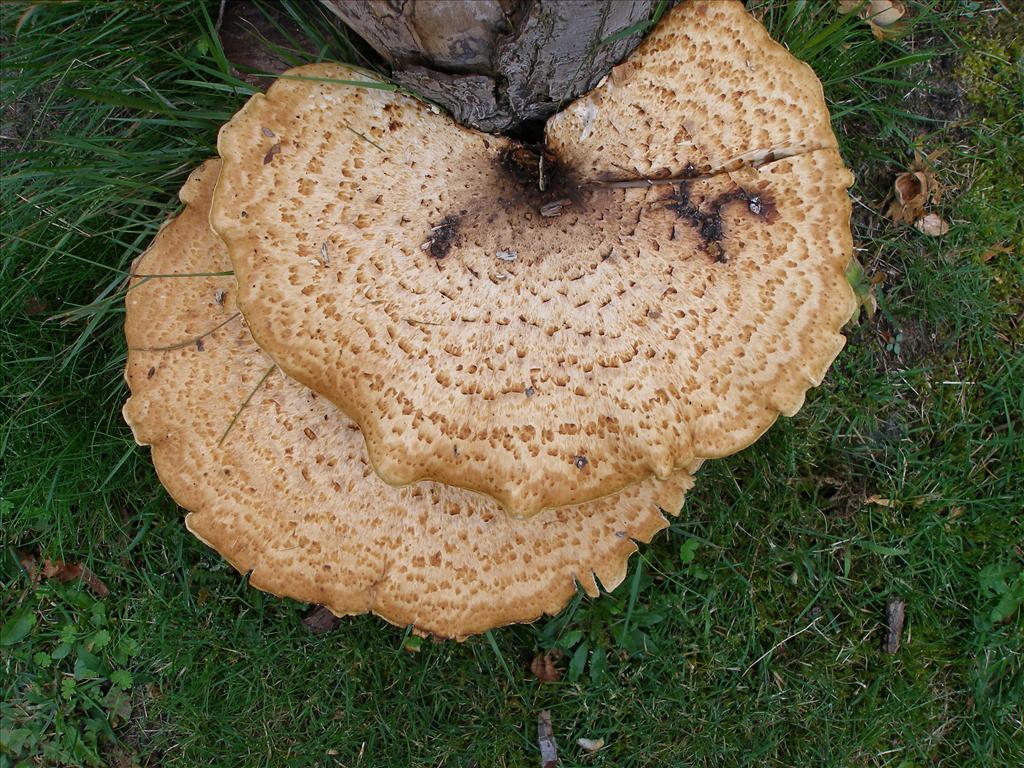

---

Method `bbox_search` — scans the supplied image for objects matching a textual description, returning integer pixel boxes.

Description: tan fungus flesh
[211,0,856,517]
[123,160,694,639]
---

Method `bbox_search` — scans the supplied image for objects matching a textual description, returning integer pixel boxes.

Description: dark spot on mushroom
[195,338,205,352]
[666,182,777,262]
[499,143,552,188]
[574,455,588,469]
[147,366,156,379]
[424,215,460,259]
[263,143,281,164]
[492,142,597,220]
[525,386,536,397]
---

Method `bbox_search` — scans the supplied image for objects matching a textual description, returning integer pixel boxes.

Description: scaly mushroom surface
[211,0,856,517]
[124,160,695,639]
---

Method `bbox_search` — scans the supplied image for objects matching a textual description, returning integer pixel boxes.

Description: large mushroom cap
[124,160,695,639]
[211,0,856,518]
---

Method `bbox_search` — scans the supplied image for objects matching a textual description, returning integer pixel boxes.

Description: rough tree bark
[320,0,658,136]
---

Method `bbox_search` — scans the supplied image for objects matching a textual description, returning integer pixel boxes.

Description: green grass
[2,1,1022,765]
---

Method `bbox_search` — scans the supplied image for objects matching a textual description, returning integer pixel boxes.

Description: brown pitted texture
[211,0,856,518]
[123,161,694,640]
[546,0,841,179]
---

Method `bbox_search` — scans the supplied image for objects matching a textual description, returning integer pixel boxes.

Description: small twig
[537,710,559,768]
[129,312,241,352]
[129,270,234,279]
[218,364,276,447]
[594,144,832,191]
[595,177,686,189]
[344,121,386,152]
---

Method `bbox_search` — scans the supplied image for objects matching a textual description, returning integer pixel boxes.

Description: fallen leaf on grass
[887,167,944,224]
[864,494,895,507]
[530,650,564,682]
[884,149,950,236]
[838,0,909,39]
[17,550,39,581]
[980,243,1013,263]
[887,171,930,224]
[302,604,342,635]
[577,737,605,752]
[914,213,950,237]
[26,558,110,597]
[538,710,559,768]
[882,598,906,653]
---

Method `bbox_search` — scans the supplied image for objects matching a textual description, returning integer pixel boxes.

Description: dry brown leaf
[883,598,906,654]
[869,18,910,41]
[914,213,950,237]
[302,604,342,635]
[538,710,559,768]
[840,0,908,38]
[980,243,1013,263]
[865,0,907,26]
[864,494,894,507]
[530,650,564,682]
[17,550,40,582]
[886,152,945,227]
[887,171,928,223]
[38,559,110,597]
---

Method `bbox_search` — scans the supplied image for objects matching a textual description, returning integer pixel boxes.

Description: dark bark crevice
[321,0,661,136]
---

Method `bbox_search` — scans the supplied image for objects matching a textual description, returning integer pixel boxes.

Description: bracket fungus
[124,161,696,639]
[210,0,856,517]
[125,0,858,638]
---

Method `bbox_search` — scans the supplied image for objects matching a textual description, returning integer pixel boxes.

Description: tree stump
[320,0,659,135]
